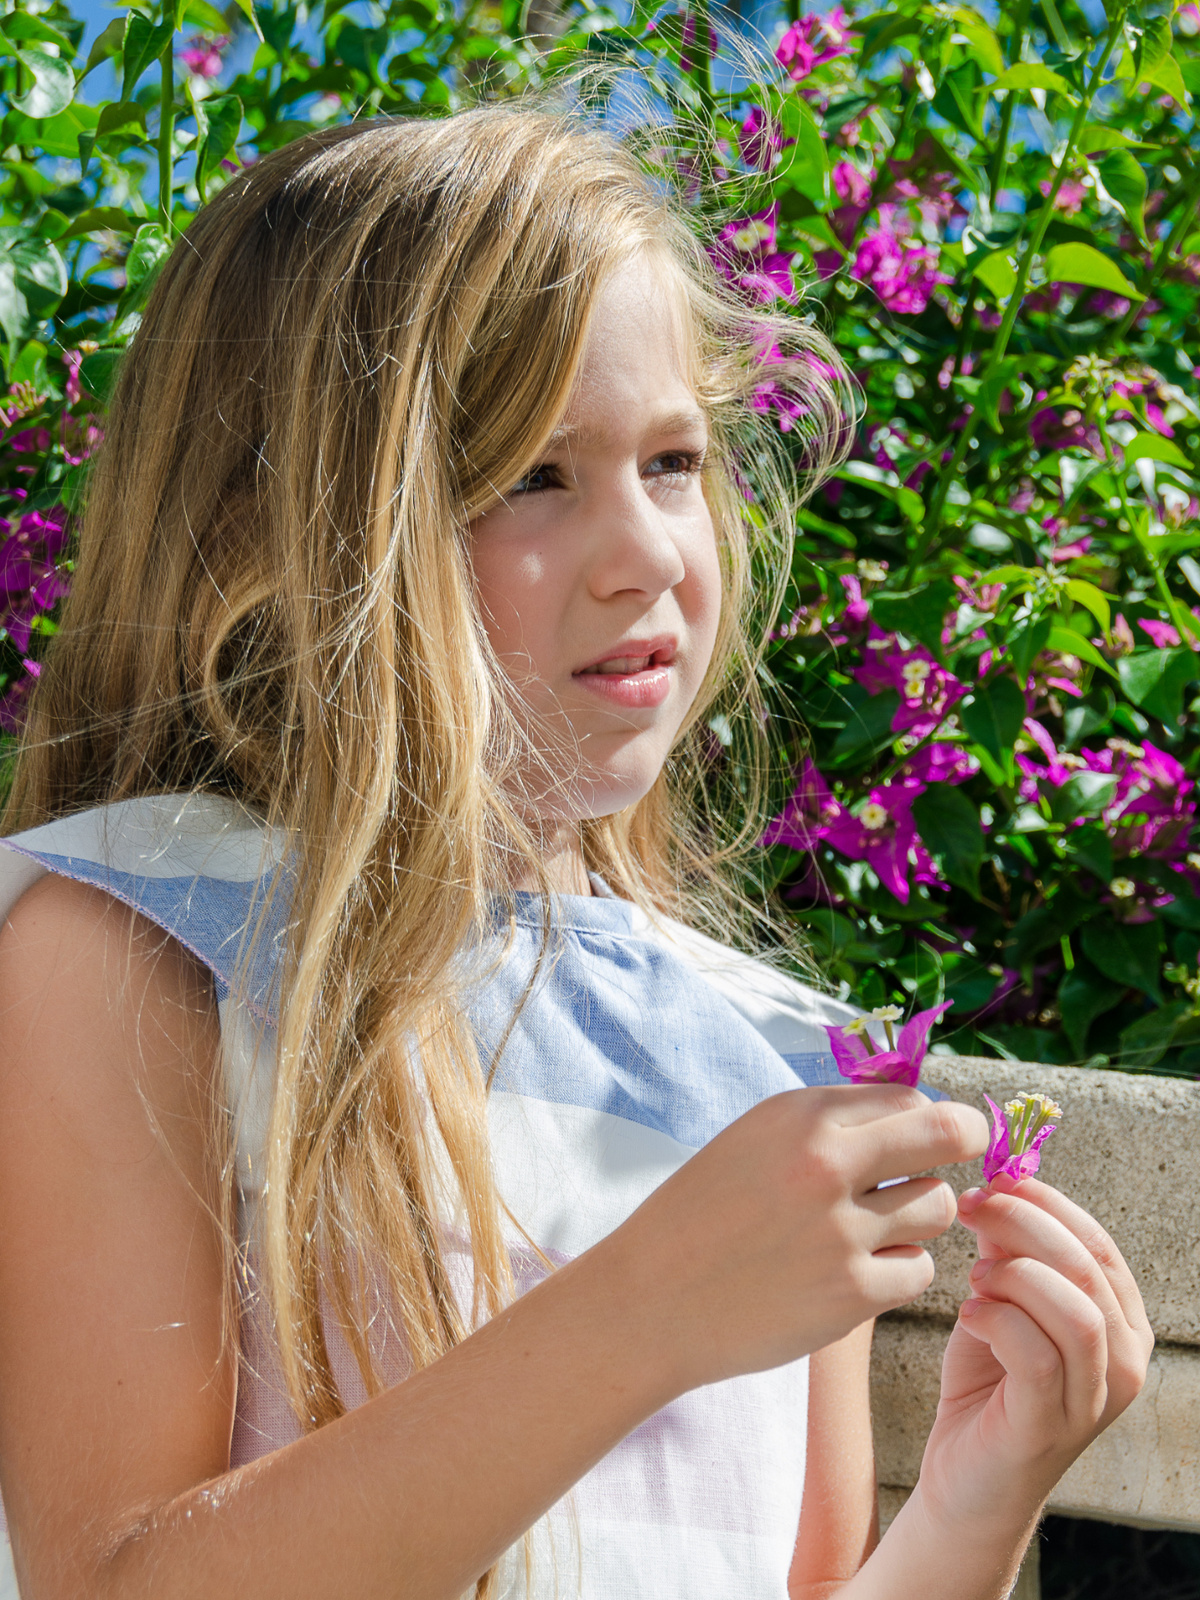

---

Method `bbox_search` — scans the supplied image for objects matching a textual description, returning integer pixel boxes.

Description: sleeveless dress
[0,792,872,1599]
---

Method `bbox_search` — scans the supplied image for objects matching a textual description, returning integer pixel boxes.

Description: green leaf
[1097,151,1148,248]
[1063,580,1110,635]
[973,250,1017,302]
[11,237,66,313]
[1123,431,1192,469]
[941,952,1000,1014]
[77,347,123,404]
[231,0,265,42]
[197,93,243,199]
[833,461,924,527]
[989,63,1076,97]
[121,223,172,308]
[1063,821,1112,884]
[1118,1001,1191,1070]
[0,261,29,346]
[960,675,1026,765]
[181,0,231,30]
[828,689,901,768]
[94,100,147,141]
[1133,16,1172,78]
[1116,648,1199,724]
[912,784,984,895]
[3,13,74,50]
[1009,614,1052,684]
[1045,624,1116,677]
[81,16,125,80]
[952,8,1003,76]
[870,579,957,657]
[121,13,175,102]
[1077,128,1149,155]
[59,207,138,241]
[1059,956,1123,1055]
[1144,52,1190,107]
[1046,770,1118,825]
[12,46,74,119]
[1080,918,1164,1003]
[1043,243,1142,299]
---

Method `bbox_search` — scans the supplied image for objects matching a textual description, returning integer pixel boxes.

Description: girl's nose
[585,475,688,600]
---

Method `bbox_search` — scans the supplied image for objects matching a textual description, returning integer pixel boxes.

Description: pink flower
[894,741,979,786]
[762,759,840,852]
[825,1001,951,1087]
[740,106,791,171]
[179,34,229,79]
[775,7,853,82]
[854,633,967,739]
[820,781,926,903]
[851,225,952,315]
[982,1092,1061,1184]
[0,504,70,653]
[0,656,40,735]
[710,205,797,304]
[1138,618,1182,649]
[1039,177,1088,215]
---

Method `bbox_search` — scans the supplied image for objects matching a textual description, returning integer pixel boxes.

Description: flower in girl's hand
[824,1001,951,1087]
[982,1092,1062,1184]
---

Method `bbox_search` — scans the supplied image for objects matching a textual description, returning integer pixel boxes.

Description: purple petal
[895,1000,952,1068]
[839,1049,920,1086]
[982,1094,1011,1183]
[825,1023,874,1075]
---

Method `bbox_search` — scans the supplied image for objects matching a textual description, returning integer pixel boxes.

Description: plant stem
[910,13,1128,578]
[988,0,1031,208]
[1095,410,1195,637]
[158,39,175,231]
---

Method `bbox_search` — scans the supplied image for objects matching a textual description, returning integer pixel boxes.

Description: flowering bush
[2,0,1200,1075]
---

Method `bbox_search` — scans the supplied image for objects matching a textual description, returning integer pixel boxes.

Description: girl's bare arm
[788,1320,879,1599]
[0,874,984,1600]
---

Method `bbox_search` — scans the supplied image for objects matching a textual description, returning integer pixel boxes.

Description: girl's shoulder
[0,792,290,1023]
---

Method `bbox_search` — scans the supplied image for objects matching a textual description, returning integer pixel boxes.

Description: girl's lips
[571,662,673,709]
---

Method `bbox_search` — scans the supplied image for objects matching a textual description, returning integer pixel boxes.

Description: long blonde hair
[4,102,848,1486]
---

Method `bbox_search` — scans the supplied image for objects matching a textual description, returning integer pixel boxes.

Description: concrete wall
[871,1056,1200,1531]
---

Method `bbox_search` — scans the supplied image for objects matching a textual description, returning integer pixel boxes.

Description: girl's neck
[515,824,593,897]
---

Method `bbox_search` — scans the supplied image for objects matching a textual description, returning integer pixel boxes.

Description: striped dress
[0,792,867,1599]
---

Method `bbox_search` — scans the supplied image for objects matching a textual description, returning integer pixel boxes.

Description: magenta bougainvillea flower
[825,1000,951,1086]
[0,505,71,653]
[775,7,853,82]
[179,34,229,79]
[819,782,925,903]
[982,1092,1062,1183]
[761,758,840,852]
[710,206,797,304]
[851,224,952,315]
[854,630,968,739]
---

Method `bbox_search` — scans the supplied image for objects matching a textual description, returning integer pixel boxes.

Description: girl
[0,105,1151,1600]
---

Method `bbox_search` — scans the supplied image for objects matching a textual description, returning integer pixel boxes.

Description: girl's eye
[511,464,560,495]
[645,449,705,482]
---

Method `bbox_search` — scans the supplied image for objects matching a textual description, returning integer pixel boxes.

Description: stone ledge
[872,1317,1200,1530]
[913,1055,1200,1346]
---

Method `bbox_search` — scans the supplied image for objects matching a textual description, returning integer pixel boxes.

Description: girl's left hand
[914,1176,1154,1532]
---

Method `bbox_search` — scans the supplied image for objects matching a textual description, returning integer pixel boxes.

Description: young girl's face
[469,255,722,823]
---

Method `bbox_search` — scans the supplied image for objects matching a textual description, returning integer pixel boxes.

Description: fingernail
[959,1186,984,1212]
[960,1298,981,1319]
[970,1258,994,1282]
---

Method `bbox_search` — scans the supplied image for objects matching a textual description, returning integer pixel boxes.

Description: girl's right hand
[607,1084,989,1394]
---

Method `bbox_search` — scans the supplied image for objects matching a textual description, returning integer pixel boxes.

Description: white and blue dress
[0,792,875,1599]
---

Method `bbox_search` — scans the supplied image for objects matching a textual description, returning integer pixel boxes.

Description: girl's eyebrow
[545,407,708,452]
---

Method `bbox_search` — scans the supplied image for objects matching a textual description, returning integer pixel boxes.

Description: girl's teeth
[596,657,650,674]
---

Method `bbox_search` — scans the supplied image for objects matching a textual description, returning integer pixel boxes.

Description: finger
[956,1297,1068,1445]
[860,1244,936,1313]
[859,1175,958,1248]
[852,1099,989,1186]
[965,1256,1109,1430]
[959,1188,1133,1348]
[812,1082,931,1127]
[985,1177,1152,1344]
